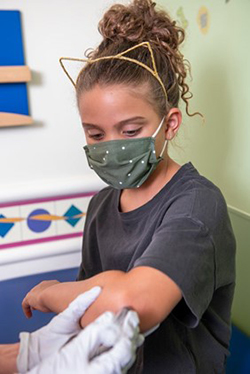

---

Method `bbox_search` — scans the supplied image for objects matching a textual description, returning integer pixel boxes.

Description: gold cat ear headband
[59,41,168,100]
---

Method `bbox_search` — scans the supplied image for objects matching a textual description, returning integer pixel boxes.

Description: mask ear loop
[159,139,168,158]
[152,116,165,138]
[152,117,168,158]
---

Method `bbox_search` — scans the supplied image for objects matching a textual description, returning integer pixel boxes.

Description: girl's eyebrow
[82,116,146,129]
[82,123,102,130]
[117,116,146,126]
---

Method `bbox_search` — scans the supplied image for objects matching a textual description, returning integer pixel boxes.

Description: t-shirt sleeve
[76,192,101,282]
[133,216,215,328]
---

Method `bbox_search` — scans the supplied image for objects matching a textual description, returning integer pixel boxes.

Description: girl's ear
[165,108,182,140]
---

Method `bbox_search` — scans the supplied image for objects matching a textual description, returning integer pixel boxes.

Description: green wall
[159,0,250,335]
[229,209,250,335]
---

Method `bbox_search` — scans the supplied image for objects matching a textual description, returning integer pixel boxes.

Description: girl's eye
[123,128,142,137]
[88,133,104,140]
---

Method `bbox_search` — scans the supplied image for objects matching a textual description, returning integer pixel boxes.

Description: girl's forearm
[32,267,181,333]
[0,343,19,374]
[40,270,125,314]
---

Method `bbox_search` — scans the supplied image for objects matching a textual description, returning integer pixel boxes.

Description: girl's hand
[22,280,60,318]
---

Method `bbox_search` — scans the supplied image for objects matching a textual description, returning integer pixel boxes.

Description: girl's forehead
[79,83,146,101]
[78,84,157,116]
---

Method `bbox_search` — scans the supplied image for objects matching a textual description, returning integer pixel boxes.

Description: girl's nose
[105,131,122,142]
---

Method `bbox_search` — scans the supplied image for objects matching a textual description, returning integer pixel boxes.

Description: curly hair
[76,0,200,118]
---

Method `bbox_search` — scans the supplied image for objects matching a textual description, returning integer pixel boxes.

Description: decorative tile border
[0,192,96,250]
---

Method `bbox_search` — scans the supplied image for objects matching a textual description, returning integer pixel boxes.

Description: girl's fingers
[22,298,32,318]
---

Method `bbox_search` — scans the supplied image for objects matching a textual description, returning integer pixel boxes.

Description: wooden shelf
[0,112,33,127]
[0,66,31,83]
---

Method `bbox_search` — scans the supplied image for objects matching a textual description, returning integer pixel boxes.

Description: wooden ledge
[0,66,31,83]
[0,112,33,127]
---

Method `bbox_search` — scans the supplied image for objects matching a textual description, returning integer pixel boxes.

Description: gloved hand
[25,309,144,374]
[17,286,102,373]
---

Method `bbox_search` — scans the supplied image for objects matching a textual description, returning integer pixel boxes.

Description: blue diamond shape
[0,214,15,238]
[64,205,83,227]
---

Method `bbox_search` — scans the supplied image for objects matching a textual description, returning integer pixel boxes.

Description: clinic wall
[0,0,113,285]
[0,0,116,201]
[159,0,250,215]
[159,0,250,335]
[0,267,78,344]
[229,209,250,336]
[1,0,246,211]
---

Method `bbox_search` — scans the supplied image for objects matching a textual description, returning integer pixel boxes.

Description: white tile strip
[0,237,82,281]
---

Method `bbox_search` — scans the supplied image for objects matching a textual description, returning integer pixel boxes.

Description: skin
[0,344,19,374]
[1,83,183,373]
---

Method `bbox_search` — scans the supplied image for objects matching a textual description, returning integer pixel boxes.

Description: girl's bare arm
[22,266,182,333]
[0,343,19,374]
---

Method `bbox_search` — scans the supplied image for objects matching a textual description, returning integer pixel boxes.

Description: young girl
[21,0,236,373]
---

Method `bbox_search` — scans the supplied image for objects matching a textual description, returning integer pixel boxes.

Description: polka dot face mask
[83,117,167,189]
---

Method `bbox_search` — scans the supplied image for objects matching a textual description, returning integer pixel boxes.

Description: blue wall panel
[0,267,78,343]
[226,325,250,374]
[0,10,29,115]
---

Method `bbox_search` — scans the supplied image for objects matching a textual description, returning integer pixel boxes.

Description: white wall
[0,0,122,201]
[0,0,116,278]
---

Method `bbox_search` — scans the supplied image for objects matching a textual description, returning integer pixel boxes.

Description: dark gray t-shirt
[78,163,236,373]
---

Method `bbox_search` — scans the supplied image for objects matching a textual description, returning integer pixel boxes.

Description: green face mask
[83,117,167,189]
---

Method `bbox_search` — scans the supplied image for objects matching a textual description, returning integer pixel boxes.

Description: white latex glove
[25,309,144,374]
[17,286,101,373]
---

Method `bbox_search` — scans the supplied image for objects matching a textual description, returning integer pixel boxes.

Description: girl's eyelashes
[88,132,104,140]
[122,127,142,137]
[87,127,143,141]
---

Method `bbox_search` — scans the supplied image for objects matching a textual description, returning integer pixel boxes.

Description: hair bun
[98,0,183,51]
[78,0,200,119]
